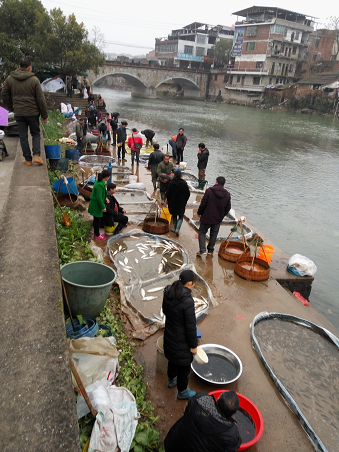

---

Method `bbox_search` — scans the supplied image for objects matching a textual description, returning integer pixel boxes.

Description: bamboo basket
[56,193,79,209]
[77,183,92,200]
[142,216,169,234]
[218,240,250,263]
[234,255,270,281]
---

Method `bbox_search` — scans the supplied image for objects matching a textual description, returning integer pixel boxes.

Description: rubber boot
[175,219,183,236]
[171,220,177,233]
[153,181,157,191]
[114,224,123,235]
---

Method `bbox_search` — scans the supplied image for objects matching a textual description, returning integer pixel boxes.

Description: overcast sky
[40,0,337,55]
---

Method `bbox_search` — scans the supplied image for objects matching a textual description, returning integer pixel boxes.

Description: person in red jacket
[127,128,143,165]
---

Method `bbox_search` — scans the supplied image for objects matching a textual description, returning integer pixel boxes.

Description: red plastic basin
[209,390,264,451]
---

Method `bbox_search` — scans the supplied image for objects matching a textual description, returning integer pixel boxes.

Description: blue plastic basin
[52,177,79,196]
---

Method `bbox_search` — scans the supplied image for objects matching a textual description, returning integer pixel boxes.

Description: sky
[40,0,337,55]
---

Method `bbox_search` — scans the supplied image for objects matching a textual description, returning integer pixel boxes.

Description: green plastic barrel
[61,261,116,318]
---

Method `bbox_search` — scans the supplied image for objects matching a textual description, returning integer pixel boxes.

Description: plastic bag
[88,407,117,452]
[88,240,104,262]
[71,353,119,389]
[288,254,317,276]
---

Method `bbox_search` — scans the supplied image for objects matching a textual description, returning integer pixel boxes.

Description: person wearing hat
[162,269,198,400]
[164,391,241,452]
[75,117,86,149]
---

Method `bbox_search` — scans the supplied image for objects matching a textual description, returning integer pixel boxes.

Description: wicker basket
[142,216,169,234]
[56,193,79,209]
[234,256,270,281]
[218,240,250,263]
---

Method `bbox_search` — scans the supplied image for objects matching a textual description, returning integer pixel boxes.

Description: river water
[94,87,339,330]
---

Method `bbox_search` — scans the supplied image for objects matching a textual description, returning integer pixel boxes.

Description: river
[94,87,339,329]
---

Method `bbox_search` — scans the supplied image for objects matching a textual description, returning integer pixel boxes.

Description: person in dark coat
[163,269,198,400]
[166,169,190,236]
[197,176,231,256]
[116,121,128,160]
[197,142,209,182]
[110,113,118,146]
[176,128,187,164]
[141,129,155,147]
[88,169,111,240]
[148,143,164,190]
[165,391,241,452]
[104,183,128,235]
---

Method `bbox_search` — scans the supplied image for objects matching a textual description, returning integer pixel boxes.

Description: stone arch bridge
[88,62,209,99]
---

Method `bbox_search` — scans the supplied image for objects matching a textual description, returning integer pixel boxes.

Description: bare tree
[325,16,339,60]
[90,26,106,51]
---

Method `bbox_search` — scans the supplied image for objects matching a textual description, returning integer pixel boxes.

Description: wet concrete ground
[106,145,339,451]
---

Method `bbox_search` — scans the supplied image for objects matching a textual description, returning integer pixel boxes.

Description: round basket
[234,255,270,281]
[142,216,169,234]
[56,193,79,209]
[77,183,92,200]
[218,240,250,263]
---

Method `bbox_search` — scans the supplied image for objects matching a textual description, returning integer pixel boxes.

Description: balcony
[227,68,269,75]
[225,84,266,92]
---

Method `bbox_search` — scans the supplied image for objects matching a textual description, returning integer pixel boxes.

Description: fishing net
[79,155,116,167]
[251,312,339,452]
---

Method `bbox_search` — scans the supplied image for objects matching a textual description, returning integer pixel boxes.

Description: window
[292,46,297,55]
[295,31,300,40]
[256,61,263,69]
[253,76,260,85]
[313,54,317,61]
[224,75,229,83]
[197,34,206,44]
[247,26,257,37]
[184,45,193,54]
[215,74,218,81]
[237,76,241,82]
[315,39,320,48]
[271,24,286,35]
[155,43,178,53]
[196,46,205,56]
[246,42,256,51]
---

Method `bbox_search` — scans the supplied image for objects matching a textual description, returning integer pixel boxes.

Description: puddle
[255,319,339,452]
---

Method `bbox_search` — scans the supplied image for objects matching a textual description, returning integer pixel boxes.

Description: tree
[326,16,339,61]
[90,26,106,52]
[36,8,105,75]
[210,39,233,65]
[0,33,23,82]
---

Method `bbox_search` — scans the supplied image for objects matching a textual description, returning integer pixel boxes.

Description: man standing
[141,129,155,147]
[197,176,231,256]
[197,142,209,182]
[76,118,86,149]
[2,57,48,166]
[157,154,174,203]
[127,128,143,165]
[109,113,118,146]
[165,391,241,452]
[148,143,164,190]
[176,128,187,164]
[116,121,128,161]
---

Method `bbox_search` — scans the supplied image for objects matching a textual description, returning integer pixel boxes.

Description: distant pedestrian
[76,118,86,149]
[157,154,174,203]
[127,128,143,165]
[97,94,106,111]
[148,144,164,190]
[169,135,177,159]
[2,56,48,166]
[176,128,187,164]
[89,105,97,128]
[88,169,112,241]
[72,74,78,92]
[105,114,112,141]
[66,76,73,98]
[116,121,128,160]
[166,169,190,236]
[83,77,90,96]
[197,142,209,182]
[97,120,107,141]
[197,176,231,256]
[110,113,118,146]
[141,129,155,147]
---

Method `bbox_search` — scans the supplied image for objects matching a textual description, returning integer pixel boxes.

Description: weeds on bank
[78,299,164,452]
[43,110,66,143]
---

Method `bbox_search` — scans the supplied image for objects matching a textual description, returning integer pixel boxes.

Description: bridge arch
[90,71,148,90]
[155,76,200,91]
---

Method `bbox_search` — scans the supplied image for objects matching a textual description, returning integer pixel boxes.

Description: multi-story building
[155,22,234,69]
[299,29,339,76]
[222,6,315,101]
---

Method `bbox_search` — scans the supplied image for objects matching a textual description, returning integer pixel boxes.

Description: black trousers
[93,216,101,236]
[113,212,128,227]
[112,130,117,145]
[118,143,126,159]
[176,147,184,164]
[15,116,41,162]
[167,361,191,392]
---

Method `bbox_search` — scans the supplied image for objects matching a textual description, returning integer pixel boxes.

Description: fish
[141,289,145,298]
[147,287,165,293]
[158,263,163,274]
[124,257,128,265]
[118,245,122,251]
[121,267,132,273]
[143,296,157,301]
[172,263,181,267]
[149,250,156,256]
[112,250,118,256]
[135,258,139,264]
[142,256,153,260]
[152,312,164,322]
[138,249,145,254]
[129,235,138,239]
[170,251,177,258]
[126,249,134,253]
[118,260,125,266]
[162,257,167,262]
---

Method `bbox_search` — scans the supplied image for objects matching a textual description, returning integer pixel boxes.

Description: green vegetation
[78,301,164,452]
[0,0,105,82]
[210,39,233,65]
[43,110,66,142]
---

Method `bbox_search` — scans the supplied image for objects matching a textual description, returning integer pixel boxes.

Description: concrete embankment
[0,137,79,451]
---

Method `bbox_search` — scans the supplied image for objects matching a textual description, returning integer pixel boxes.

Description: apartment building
[224,6,315,100]
[155,22,234,69]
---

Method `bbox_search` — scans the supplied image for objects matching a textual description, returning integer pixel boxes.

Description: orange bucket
[258,245,274,264]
